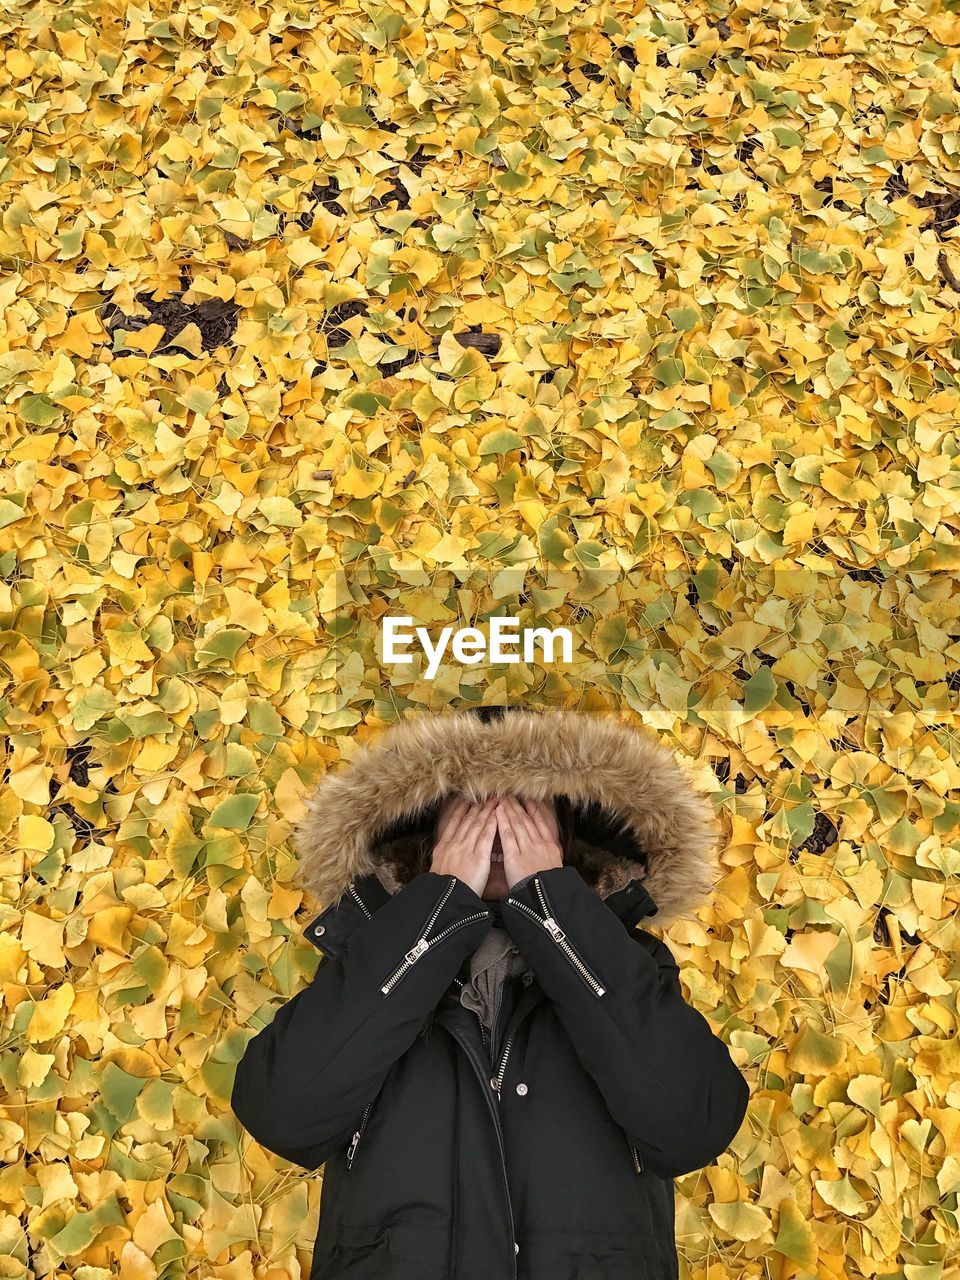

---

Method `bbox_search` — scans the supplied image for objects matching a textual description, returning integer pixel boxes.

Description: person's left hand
[496,795,564,890]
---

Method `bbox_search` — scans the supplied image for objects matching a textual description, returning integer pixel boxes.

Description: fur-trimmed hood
[293,707,722,926]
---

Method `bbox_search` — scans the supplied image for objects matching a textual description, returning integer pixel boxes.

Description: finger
[540,802,561,841]
[437,794,470,832]
[519,797,555,841]
[437,796,479,846]
[455,796,498,844]
[499,794,539,845]
[459,800,499,862]
[472,805,500,856]
[495,801,522,859]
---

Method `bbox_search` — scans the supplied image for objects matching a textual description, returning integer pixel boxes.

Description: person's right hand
[430,796,499,898]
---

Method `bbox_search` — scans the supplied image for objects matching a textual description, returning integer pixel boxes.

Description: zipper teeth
[430,911,490,947]
[449,994,517,1274]
[347,1100,373,1168]
[632,1145,644,1174]
[476,1037,518,1277]
[348,883,373,919]
[381,878,490,995]
[380,911,490,993]
[531,875,606,996]
[505,886,606,997]
[424,876,457,933]
[495,1033,515,1095]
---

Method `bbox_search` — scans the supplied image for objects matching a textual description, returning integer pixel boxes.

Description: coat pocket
[312,1226,451,1280]
[346,1091,381,1171]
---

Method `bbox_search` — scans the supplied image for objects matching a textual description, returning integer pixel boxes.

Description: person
[230,705,749,1280]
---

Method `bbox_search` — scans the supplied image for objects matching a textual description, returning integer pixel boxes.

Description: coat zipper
[505,875,606,997]
[348,883,373,919]
[346,1099,373,1169]
[447,1020,519,1276]
[631,1143,644,1174]
[381,876,490,995]
[479,970,508,1061]
[490,1031,515,1099]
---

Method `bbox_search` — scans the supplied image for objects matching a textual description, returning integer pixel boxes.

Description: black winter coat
[230,708,749,1280]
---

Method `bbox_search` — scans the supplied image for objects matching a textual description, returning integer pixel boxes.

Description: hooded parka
[230,707,749,1280]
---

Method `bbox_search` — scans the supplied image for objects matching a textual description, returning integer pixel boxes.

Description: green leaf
[538,517,573,566]
[20,394,59,425]
[682,488,721,520]
[772,127,804,149]
[793,247,836,274]
[825,350,853,390]
[785,20,818,49]
[593,614,628,661]
[653,357,684,388]
[772,1199,817,1267]
[494,170,530,194]
[824,932,854,993]
[743,664,777,715]
[196,629,248,665]
[182,387,218,415]
[49,1196,125,1255]
[479,428,524,455]
[101,1062,147,1124]
[655,663,692,715]
[825,321,848,349]
[346,391,388,415]
[572,539,605,567]
[248,699,284,736]
[0,498,26,528]
[667,306,700,331]
[815,1174,868,1216]
[705,450,739,489]
[208,793,260,830]
[120,709,174,739]
[786,799,815,846]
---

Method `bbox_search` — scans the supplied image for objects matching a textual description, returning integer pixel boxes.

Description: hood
[293,707,722,926]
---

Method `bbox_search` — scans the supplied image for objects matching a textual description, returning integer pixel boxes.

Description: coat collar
[294,707,719,927]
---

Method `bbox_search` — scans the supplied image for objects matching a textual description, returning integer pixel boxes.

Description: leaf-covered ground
[1,0,959,1275]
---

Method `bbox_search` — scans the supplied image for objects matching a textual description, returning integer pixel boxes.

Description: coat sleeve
[230,871,492,1170]
[500,865,748,1180]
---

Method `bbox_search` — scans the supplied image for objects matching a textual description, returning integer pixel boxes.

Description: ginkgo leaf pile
[1,0,959,1276]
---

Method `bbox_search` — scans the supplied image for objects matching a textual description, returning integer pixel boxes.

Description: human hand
[495,795,564,890]
[430,796,499,898]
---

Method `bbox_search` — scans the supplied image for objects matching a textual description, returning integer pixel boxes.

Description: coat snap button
[314,924,325,934]
[516,1082,528,1096]
[522,973,533,985]
[514,1242,520,1254]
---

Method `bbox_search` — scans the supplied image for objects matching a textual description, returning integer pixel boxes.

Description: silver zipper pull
[543,918,565,942]
[404,938,430,965]
[346,1130,361,1164]
[381,906,491,996]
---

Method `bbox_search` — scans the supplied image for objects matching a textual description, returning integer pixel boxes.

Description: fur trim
[293,708,722,926]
